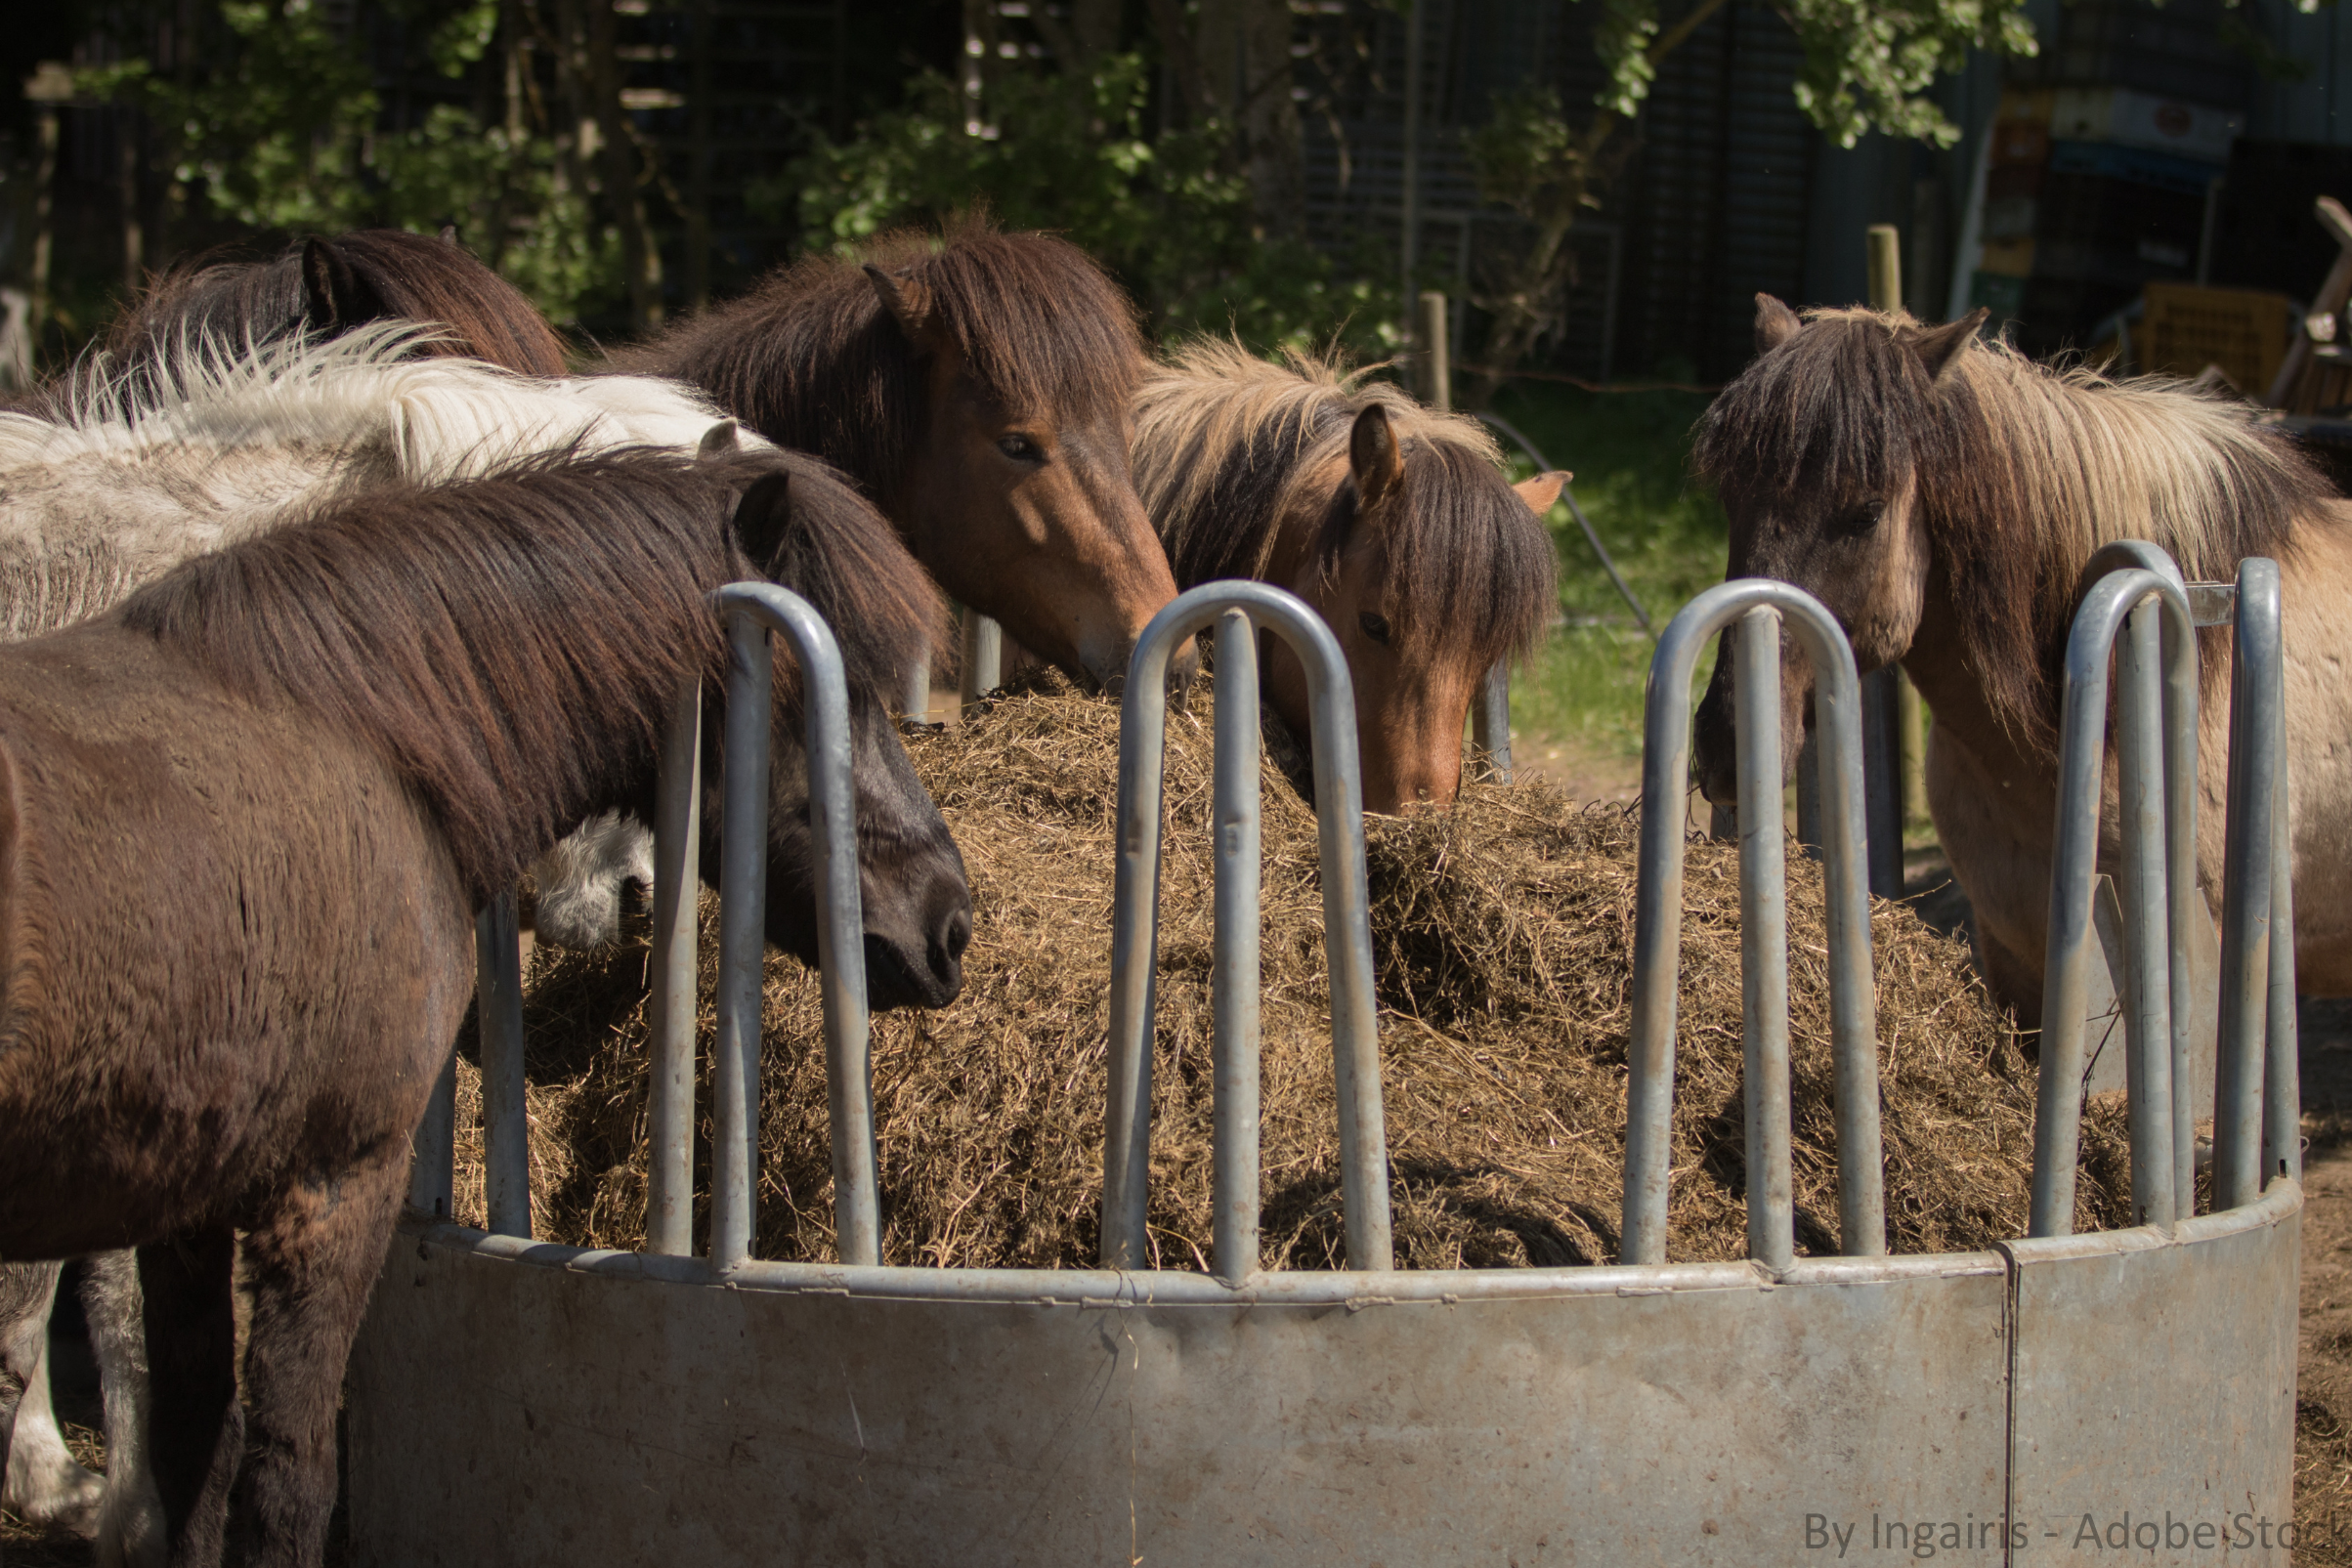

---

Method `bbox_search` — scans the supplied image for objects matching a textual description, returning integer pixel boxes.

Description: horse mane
[118,448,941,904]
[611,219,1144,507]
[106,229,570,376]
[1134,338,1556,670]
[1694,306,2339,750]
[7,324,749,487]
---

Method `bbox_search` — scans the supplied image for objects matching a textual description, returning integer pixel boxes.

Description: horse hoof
[5,1462,106,1539]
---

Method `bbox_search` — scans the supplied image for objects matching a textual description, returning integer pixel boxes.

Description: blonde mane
[1697,306,2336,746]
[1132,339,1550,671]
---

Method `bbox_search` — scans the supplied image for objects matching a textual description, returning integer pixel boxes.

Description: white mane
[0,324,767,638]
[0,322,759,479]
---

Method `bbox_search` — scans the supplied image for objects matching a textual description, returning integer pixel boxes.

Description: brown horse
[610,223,1192,694]
[0,446,967,1567]
[1133,341,1561,812]
[1689,296,2352,1023]
[105,227,570,377]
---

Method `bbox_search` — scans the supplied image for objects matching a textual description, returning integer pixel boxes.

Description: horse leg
[80,1250,167,1568]
[232,1149,409,1568]
[0,1259,106,1537]
[137,1231,240,1568]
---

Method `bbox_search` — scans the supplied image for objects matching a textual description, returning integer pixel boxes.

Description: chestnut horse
[610,224,1192,694]
[0,447,967,1568]
[1689,296,2352,1023]
[1133,341,1561,812]
[105,227,569,378]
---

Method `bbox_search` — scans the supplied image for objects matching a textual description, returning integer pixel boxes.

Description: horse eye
[1840,499,1887,535]
[1359,611,1392,646]
[996,435,1041,462]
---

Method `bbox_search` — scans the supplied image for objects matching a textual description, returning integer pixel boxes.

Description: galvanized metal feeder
[348,551,2301,1566]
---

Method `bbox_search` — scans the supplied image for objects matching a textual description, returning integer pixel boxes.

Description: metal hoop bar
[2264,622,2300,1190]
[2116,601,2176,1225]
[2215,558,2282,1210]
[2079,541,2202,1220]
[407,1051,457,1221]
[708,583,876,1270]
[1211,610,1264,1285]
[901,637,932,725]
[1472,660,1512,783]
[1623,579,1881,1267]
[477,891,532,1239]
[2029,565,2196,1237]
[645,673,703,1257]
[959,608,1002,716]
[1100,581,1389,1273]
[1734,611,1795,1271]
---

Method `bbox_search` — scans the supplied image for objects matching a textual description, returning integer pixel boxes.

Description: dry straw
[449,673,2131,1269]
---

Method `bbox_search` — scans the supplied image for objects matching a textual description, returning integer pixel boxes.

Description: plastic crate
[2140,281,2292,392]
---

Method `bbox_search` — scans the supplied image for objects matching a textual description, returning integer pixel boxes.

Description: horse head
[858,239,1193,697]
[718,463,971,1008]
[1689,296,1986,809]
[1269,403,1561,814]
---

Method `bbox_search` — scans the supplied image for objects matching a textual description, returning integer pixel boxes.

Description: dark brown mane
[611,221,1144,510]
[1136,344,1555,673]
[117,447,938,903]
[1694,307,2337,748]
[107,229,570,377]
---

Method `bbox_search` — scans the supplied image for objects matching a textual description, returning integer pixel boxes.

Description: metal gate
[349,553,2301,1566]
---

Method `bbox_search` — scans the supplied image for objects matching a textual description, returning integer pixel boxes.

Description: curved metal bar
[645,674,703,1257]
[1623,578,1881,1267]
[1733,611,1794,1270]
[2030,565,2196,1237]
[1100,580,1389,1273]
[1211,609,1263,1284]
[2215,559,2282,1210]
[708,582,876,1270]
[476,892,532,1239]
[2079,542,2201,1218]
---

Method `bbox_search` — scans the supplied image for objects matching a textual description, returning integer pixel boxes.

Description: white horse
[0,326,757,1561]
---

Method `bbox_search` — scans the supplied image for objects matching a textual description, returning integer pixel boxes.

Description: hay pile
[450,674,2131,1270]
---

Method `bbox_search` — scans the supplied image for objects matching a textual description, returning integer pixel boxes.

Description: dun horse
[0,447,968,1568]
[610,223,1193,695]
[1690,297,2352,1022]
[105,227,570,378]
[1133,341,1561,813]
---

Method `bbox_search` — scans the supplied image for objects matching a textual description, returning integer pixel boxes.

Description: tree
[786,54,1399,353]
[1464,0,2037,396]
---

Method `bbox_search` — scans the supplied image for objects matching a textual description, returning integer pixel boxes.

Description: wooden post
[1861,223,1911,897]
[1417,290,1451,411]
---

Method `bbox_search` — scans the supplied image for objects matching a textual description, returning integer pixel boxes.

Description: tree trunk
[1150,0,1304,241]
[590,0,662,331]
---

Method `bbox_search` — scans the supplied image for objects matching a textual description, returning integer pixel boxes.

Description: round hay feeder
[346,565,2302,1565]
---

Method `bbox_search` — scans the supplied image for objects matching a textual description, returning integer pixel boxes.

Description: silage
[447,673,2131,1270]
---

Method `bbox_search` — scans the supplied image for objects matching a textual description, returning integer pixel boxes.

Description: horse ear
[698,420,742,457]
[1755,294,1803,356]
[1908,308,1989,383]
[301,238,368,331]
[1349,403,1405,512]
[1513,470,1570,515]
[863,263,944,355]
[731,470,795,573]
[437,224,460,246]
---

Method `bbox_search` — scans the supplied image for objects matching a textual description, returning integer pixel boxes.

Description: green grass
[1483,382,1729,762]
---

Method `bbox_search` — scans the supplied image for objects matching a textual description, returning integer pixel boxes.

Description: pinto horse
[105,226,570,378]
[0,446,966,1568]
[1689,296,2352,1023]
[1133,341,1561,813]
[610,223,1192,694]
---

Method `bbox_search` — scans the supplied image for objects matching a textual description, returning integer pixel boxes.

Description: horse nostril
[943,908,972,963]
